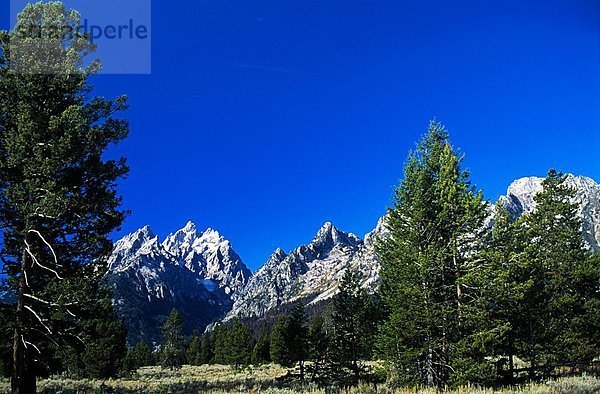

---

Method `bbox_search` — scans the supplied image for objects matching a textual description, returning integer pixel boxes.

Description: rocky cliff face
[497,175,600,252]
[106,222,250,345]
[222,221,384,321]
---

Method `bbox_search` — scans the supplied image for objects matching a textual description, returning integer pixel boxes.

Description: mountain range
[106,174,600,345]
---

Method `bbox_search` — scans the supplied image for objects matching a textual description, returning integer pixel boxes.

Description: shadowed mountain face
[106,222,250,345]
[108,174,599,343]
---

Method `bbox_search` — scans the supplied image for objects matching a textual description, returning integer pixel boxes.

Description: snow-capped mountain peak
[161,221,201,257]
[106,221,251,344]
[498,174,600,251]
[272,247,287,260]
[107,225,161,273]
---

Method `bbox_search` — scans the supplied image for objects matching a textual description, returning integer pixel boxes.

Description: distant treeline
[122,269,384,385]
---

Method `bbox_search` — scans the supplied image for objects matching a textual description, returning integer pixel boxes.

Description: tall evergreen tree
[270,315,293,367]
[518,170,600,367]
[123,341,154,373]
[160,309,186,369]
[329,269,377,383]
[79,295,127,378]
[463,203,525,385]
[376,121,487,389]
[251,324,271,365]
[0,3,129,392]
[186,331,202,366]
[200,331,215,365]
[213,319,252,367]
[212,323,229,364]
[308,313,329,378]
[288,304,309,379]
[227,319,253,368]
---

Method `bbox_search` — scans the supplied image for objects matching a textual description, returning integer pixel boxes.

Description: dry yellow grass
[0,365,598,393]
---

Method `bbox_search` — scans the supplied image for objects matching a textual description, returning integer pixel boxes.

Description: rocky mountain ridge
[106,222,250,345]
[107,174,600,342]
[223,174,600,321]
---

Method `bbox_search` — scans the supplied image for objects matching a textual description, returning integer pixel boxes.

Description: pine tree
[212,324,229,365]
[251,324,271,365]
[227,319,253,368]
[518,170,600,367]
[200,331,215,365]
[308,314,329,378]
[329,269,377,383]
[160,309,186,369]
[186,331,202,366]
[376,121,487,388]
[80,296,127,378]
[463,203,525,384]
[288,304,309,379]
[123,341,154,373]
[213,319,252,367]
[0,3,129,392]
[270,315,293,367]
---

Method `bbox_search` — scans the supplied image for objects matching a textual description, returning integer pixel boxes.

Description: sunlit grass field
[0,364,599,393]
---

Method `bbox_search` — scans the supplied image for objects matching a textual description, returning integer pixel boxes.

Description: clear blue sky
[2,1,600,271]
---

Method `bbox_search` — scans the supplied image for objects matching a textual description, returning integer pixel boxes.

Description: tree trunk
[528,306,536,381]
[426,347,434,387]
[508,333,514,384]
[454,238,462,324]
[11,248,36,394]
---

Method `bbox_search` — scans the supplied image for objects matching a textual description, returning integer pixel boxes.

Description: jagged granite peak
[265,248,288,266]
[497,174,600,251]
[223,221,375,321]
[107,225,161,273]
[106,222,251,344]
[161,220,200,255]
[162,222,251,296]
[310,222,362,252]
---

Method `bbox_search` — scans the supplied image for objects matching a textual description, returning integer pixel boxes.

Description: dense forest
[0,2,598,393]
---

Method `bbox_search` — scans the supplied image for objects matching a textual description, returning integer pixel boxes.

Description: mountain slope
[106,222,250,345]
[497,174,600,252]
[223,221,383,321]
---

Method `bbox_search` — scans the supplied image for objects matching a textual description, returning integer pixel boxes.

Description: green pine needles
[0,2,129,392]
[376,121,488,389]
[376,121,600,389]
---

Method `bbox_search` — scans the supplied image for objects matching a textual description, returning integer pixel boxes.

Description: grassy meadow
[0,364,598,394]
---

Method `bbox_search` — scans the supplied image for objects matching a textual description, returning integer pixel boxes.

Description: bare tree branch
[24,305,52,334]
[25,341,41,355]
[25,239,63,280]
[28,229,62,267]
